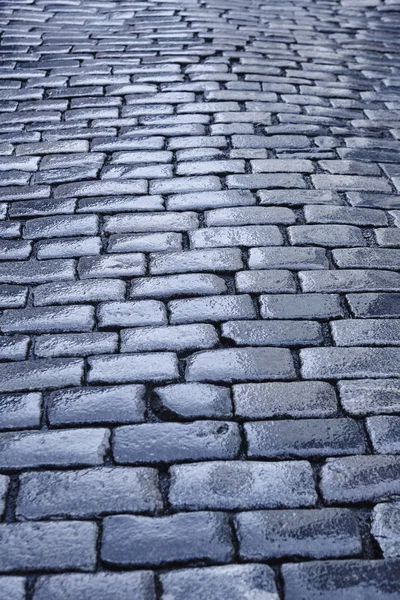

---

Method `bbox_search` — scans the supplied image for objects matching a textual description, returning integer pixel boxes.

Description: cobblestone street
[1,0,400,597]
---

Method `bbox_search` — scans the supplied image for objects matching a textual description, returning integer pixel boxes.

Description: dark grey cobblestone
[235,508,362,560]
[1,0,400,594]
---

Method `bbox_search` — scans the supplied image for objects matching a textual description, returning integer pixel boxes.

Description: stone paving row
[0,0,400,597]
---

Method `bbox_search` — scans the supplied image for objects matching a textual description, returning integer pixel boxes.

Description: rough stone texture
[160,564,278,600]
[245,418,365,458]
[169,461,317,510]
[153,384,232,419]
[1,0,400,592]
[33,573,156,600]
[47,385,146,425]
[282,560,400,600]
[16,467,162,519]
[235,508,362,559]
[320,456,400,504]
[0,429,109,469]
[0,522,97,572]
[372,503,400,558]
[0,578,25,600]
[233,382,337,418]
[101,512,234,566]
[186,348,296,382]
[113,422,241,464]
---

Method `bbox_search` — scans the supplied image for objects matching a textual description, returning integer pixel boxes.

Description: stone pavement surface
[0,0,400,597]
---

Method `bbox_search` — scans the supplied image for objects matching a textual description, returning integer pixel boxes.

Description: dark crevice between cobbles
[25,576,36,600]
[158,468,172,515]
[3,474,19,523]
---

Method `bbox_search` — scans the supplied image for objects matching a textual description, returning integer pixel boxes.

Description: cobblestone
[282,560,400,600]
[169,461,317,510]
[101,512,233,566]
[16,467,162,519]
[1,0,400,591]
[160,564,278,600]
[33,573,155,600]
[235,508,362,560]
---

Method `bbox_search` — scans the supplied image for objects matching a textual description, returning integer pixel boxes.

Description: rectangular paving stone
[0,522,97,573]
[288,224,366,247]
[167,190,255,211]
[150,248,243,275]
[190,225,283,248]
[332,248,400,270]
[300,270,400,292]
[54,180,148,198]
[301,347,400,379]
[130,273,227,299]
[169,461,317,510]
[0,186,50,202]
[260,294,343,319]
[169,295,256,324]
[78,195,164,214]
[47,384,145,426]
[153,383,232,420]
[321,455,400,503]
[249,247,328,270]
[186,347,295,382]
[232,134,310,149]
[23,215,98,239]
[338,380,400,416]
[108,232,182,253]
[312,174,391,192]
[88,353,179,384]
[16,140,89,155]
[235,270,296,293]
[16,467,162,519]
[0,393,41,430]
[233,381,337,419]
[0,428,109,470]
[304,205,388,226]
[104,212,198,234]
[33,573,156,600]
[150,176,221,195]
[0,259,75,284]
[227,173,307,189]
[101,512,233,567]
[245,418,365,458]
[235,508,361,560]
[121,324,218,353]
[35,332,118,358]
[113,421,240,464]
[0,305,94,334]
[0,358,83,393]
[204,206,296,226]
[282,560,400,600]
[160,565,278,600]
[348,192,400,209]
[222,320,322,346]
[259,189,344,206]
[97,300,167,328]
[78,254,145,278]
[331,319,400,346]
[346,293,400,319]
[34,279,126,306]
